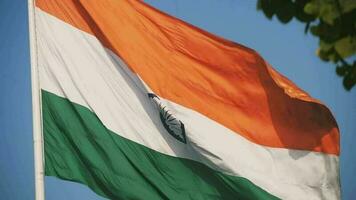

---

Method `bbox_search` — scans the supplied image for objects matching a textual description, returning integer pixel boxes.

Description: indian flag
[32,0,340,199]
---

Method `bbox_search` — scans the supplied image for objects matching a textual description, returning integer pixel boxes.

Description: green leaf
[295,0,317,22]
[319,40,334,52]
[304,0,320,16]
[258,0,275,19]
[342,63,356,90]
[317,42,340,63]
[319,3,340,24]
[275,1,295,23]
[334,36,356,58]
[304,0,341,25]
[336,65,347,76]
[340,0,356,13]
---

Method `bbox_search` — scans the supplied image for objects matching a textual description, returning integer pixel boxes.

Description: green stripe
[42,90,279,200]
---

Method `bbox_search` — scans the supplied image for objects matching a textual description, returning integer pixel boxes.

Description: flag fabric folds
[34,0,340,199]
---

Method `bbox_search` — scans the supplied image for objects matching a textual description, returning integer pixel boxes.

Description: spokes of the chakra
[148,93,187,144]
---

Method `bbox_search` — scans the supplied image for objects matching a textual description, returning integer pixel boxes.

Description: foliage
[257,0,356,90]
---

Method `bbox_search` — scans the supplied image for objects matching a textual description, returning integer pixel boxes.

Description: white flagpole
[28,0,45,199]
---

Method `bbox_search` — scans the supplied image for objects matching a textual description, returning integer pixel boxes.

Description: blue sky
[0,0,355,199]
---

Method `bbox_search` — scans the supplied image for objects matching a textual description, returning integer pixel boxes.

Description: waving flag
[32,0,340,199]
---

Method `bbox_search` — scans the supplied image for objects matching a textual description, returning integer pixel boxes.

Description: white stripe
[36,8,340,200]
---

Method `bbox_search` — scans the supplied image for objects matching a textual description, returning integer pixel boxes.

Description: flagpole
[28,0,45,199]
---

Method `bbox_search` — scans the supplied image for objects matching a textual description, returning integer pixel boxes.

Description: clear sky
[0,0,355,199]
